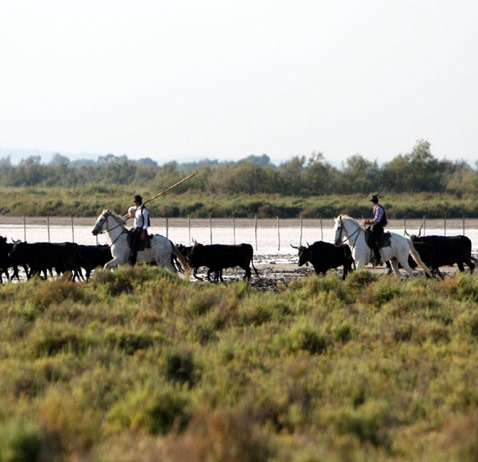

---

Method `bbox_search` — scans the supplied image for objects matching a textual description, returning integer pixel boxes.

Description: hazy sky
[1,0,477,165]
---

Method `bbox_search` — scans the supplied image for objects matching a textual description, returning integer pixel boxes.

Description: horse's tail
[407,238,433,277]
[171,242,191,277]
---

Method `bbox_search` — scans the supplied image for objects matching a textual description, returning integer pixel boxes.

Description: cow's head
[8,241,27,264]
[290,243,310,267]
[188,242,204,267]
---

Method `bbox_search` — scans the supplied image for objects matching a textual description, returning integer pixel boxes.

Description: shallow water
[1,220,477,264]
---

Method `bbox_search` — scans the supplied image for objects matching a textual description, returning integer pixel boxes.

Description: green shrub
[106,384,190,435]
[0,418,45,462]
[165,350,198,385]
[285,323,327,355]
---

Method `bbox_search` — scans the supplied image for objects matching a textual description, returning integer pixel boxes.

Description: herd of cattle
[0,233,475,284]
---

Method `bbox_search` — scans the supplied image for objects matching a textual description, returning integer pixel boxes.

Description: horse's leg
[395,253,415,277]
[355,260,366,269]
[390,258,402,277]
[154,250,176,273]
[104,257,123,269]
[164,258,177,273]
[386,260,394,275]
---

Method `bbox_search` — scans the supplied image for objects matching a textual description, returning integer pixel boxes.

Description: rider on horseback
[127,195,150,266]
[362,194,387,264]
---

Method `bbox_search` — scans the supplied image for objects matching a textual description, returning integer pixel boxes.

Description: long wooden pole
[143,172,197,206]
[124,171,197,219]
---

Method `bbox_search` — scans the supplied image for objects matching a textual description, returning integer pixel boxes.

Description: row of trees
[0,141,476,196]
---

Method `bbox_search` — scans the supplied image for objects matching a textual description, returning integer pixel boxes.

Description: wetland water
[1,217,477,263]
[1,217,476,289]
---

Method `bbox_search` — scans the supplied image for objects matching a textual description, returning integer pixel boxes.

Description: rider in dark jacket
[362,194,387,264]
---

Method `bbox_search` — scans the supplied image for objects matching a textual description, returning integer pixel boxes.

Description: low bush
[0,265,477,460]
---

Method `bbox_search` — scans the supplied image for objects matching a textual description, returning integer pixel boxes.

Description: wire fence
[1,215,477,254]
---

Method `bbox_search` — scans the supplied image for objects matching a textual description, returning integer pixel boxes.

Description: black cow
[77,245,112,280]
[410,235,475,278]
[187,243,259,282]
[292,241,354,280]
[0,236,20,282]
[8,241,82,279]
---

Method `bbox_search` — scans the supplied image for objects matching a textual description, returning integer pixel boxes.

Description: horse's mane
[103,209,127,225]
[338,214,359,224]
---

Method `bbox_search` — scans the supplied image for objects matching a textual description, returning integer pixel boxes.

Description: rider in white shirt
[127,195,150,265]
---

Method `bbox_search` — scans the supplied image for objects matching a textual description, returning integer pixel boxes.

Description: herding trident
[123,171,197,220]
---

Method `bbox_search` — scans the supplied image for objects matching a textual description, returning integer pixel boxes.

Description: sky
[1,0,477,165]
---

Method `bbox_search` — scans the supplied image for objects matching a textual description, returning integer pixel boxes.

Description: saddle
[364,227,391,249]
[127,229,152,251]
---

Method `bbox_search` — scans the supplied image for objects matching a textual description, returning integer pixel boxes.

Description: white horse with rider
[334,214,431,277]
[91,209,189,273]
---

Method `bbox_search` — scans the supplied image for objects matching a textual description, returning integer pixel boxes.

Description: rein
[97,214,128,247]
[339,219,363,247]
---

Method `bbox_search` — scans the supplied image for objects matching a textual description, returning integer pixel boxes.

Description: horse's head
[91,209,110,236]
[333,215,344,246]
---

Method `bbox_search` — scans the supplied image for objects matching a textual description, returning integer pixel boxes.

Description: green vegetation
[2,140,478,218]
[2,188,478,219]
[1,267,478,461]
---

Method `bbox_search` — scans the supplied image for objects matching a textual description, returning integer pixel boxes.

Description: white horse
[91,209,189,273]
[333,215,431,277]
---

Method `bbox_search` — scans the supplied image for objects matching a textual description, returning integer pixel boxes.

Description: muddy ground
[190,255,465,292]
[2,260,464,291]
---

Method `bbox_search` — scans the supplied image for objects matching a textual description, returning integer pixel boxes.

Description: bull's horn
[404,229,410,237]
[290,243,299,249]
[306,241,310,247]
[418,224,423,237]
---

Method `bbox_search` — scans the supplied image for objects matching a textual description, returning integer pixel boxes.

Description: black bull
[8,241,112,280]
[292,241,354,280]
[408,235,475,278]
[187,243,259,282]
[9,241,82,278]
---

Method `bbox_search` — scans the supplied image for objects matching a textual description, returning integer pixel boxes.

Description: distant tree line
[0,140,476,196]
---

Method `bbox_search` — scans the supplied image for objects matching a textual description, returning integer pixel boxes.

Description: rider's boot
[373,247,382,266]
[128,250,137,266]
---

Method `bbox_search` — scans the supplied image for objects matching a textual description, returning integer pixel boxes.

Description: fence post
[444,214,447,236]
[209,216,212,244]
[23,215,26,241]
[320,216,323,241]
[188,217,191,244]
[423,215,426,236]
[299,216,303,246]
[254,215,258,251]
[403,216,407,235]
[233,215,236,245]
[463,215,465,235]
[277,216,280,251]
[71,216,75,242]
[166,216,169,239]
[47,216,50,243]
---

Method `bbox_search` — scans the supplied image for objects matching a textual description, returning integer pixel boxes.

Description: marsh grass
[2,187,478,218]
[1,266,478,460]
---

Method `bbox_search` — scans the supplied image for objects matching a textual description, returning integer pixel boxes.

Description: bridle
[336,217,363,248]
[95,212,128,246]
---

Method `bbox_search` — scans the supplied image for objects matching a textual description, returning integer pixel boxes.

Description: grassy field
[2,186,478,218]
[1,267,478,461]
